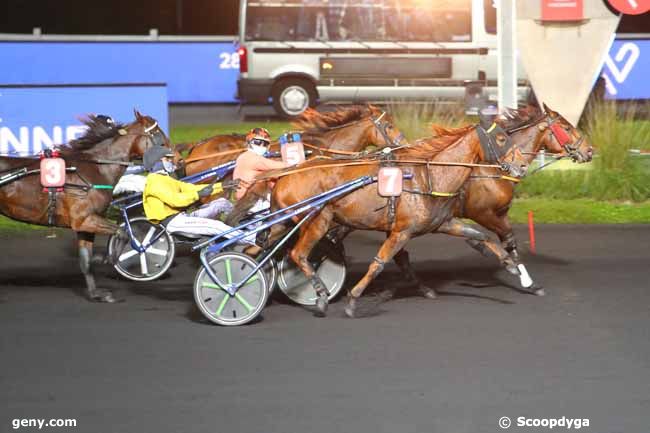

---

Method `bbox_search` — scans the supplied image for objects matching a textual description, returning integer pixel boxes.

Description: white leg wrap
[517,264,533,288]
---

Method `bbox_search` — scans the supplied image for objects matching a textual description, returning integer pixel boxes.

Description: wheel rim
[194,252,268,326]
[110,219,174,282]
[280,86,309,116]
[278,255,346,306]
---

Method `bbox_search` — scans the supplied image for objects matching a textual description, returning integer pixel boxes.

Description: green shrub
[518,101,650,202]
[387,100,470,140]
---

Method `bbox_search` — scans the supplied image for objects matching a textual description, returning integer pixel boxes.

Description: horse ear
[133,109,143,122]
[542,102,551,113]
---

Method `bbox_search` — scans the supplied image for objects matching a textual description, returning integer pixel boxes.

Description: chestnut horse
[393,104,593,298]
[0,111,169,303]
[269,121,528,318]
[178,105,405,176]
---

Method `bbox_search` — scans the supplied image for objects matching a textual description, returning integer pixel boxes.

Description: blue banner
[0,42,239,103]
[0,84,168,155]
[603,39,650,100]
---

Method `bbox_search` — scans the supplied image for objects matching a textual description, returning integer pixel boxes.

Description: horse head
[127,109,171,159]
[539,103,593,163]
[365,105,407,149]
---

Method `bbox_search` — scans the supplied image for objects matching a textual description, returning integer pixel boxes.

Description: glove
[197,185,214,198]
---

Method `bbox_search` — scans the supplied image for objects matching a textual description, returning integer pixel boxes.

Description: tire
[194,252,269,326]
[272,78,317,118]
[277,241,346,306]
[108,217,175,282]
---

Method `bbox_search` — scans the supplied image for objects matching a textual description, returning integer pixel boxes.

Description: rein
[254,157,502,183]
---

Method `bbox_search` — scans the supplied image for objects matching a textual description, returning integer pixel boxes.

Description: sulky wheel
[230,245,278,295]
[194,252,269,326]
[107,217,175,282]
[277,241,346,306]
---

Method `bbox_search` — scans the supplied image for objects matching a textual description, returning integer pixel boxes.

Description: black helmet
[143,145,174,172]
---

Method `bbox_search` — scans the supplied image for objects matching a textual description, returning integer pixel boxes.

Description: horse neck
[509,124,546,164]
[304,121,370,152]
[430,130,482,164]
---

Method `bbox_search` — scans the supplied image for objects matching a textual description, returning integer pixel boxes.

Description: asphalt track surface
[1,225,649,433]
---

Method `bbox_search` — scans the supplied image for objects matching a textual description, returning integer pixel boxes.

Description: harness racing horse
[0,111,169,303]
[268,121,528,318]
[178,105,405,176]
[393,104,594,299]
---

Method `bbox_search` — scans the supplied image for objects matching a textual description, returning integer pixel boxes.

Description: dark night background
[0,0,647,36]
[0,0,240,35]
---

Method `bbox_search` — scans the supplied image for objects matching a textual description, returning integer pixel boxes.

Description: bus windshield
[245,0,472,43]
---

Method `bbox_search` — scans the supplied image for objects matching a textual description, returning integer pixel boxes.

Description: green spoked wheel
[194,252,269,326]
[107,217,175,282]
[277,242,346,306]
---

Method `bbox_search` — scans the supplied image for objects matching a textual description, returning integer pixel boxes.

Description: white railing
[0,30,237,42]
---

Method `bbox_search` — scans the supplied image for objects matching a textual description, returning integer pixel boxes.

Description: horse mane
[68,115,125,151]
[397,123,475,159]
[494,105,541,131]
[291,105,379,133]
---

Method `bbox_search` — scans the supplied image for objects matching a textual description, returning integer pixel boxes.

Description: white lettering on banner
[0,125,87,155]
[219,52,240,70]
[66,125,87,142]
[0,126,29,155]
[33,126,63,154]
[602,42,640,95]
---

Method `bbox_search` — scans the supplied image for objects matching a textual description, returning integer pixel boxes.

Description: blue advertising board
[0,42,239,103]
[603,39,650,100]
[0,84,168,155]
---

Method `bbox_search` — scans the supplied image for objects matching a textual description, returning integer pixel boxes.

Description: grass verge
[510,198,650,224]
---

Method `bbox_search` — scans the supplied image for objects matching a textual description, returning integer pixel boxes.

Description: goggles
[250,138,270,146]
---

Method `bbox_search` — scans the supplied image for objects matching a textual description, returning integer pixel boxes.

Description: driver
[141,145,254,242]
[233,128,288,200]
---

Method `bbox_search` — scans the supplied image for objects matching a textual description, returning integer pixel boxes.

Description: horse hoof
[419,287,437,300]
[88,290,121,303]
[532,286,545,296]
[314,294,328,318]
[344,297,358,318]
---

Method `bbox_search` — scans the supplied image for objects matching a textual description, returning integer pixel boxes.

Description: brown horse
[0,111,169,303]
[269,119,528,317]
[179,105,404,176]
[392,104,594,299]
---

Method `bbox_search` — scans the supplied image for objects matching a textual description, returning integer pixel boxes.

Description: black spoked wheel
[278,242,346,306]
[194,252,269,326]
[107,217,175,282]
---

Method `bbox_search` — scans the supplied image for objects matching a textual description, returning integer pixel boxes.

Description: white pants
[166,198,256,244]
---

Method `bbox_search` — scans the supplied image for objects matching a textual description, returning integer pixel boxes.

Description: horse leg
[77,233,117,303]
[494,217,544,296]
[289,209,334,317]
[345,230,411,319]
[393,248,437,300]
[438,218,543,295]
[472,211,542,295]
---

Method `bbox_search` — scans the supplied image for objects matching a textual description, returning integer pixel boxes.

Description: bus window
[485,0,497,34]
[245,0,472,43]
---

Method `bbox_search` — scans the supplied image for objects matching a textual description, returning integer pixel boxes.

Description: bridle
[371,111,407,148]
[505,112,585,162]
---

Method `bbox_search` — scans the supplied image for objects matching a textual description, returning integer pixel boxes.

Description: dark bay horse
[269,122,527,318]
[179,105,404,176]
[393,104,594,298]
[0,111,169,303]
[453,105,593,287]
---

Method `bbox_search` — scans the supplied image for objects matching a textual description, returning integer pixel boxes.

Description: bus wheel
[272,78,317,118]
